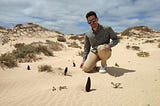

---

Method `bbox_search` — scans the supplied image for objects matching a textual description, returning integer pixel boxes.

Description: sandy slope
[0,35,160,106]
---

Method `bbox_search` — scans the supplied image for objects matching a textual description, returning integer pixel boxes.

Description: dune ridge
[0,23,160,106]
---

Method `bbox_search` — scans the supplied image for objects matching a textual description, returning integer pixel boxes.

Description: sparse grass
[54,31,64,35]
[57,36,66,42]
[158,43,160,48]
[38,65,53,72]
[69,35,80,40]
[78,51,83,57]
[126,45,140,51]
[118,36,123,40]
[131,46,140,51]
[121,26,154,37]
[144,40,155,43]
[13,44,53,58]
[68,42,82,49]
[137,51,150,57]
[126,45,131,49]
[0,53,17,68]
[69,35,84,41]
[1,35,10,45]
[46,40,63,51]
[14,43,25,48]
[0,43,54,68]
[12,44,37,59]
[36,45,53,56]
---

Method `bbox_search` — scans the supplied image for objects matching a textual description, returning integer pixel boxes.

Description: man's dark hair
[86,11,97,19]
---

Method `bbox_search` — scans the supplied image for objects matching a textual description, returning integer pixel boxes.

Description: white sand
[0,33,160,106]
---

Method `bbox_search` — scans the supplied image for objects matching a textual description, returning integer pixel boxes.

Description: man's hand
[80,62,84,69]
[105,44,110,49]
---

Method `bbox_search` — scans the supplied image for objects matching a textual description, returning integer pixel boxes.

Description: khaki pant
[82,45,111,73]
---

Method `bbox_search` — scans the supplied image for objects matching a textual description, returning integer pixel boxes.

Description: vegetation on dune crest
[0,42,55,68]
[68,42,82,49]
[57,36,66,42]
[121,26,156,36]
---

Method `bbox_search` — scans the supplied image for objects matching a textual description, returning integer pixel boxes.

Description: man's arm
[107,27,119,48]
[83,35,91,62]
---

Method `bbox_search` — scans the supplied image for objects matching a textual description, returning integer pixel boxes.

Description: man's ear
[96,18,99,22]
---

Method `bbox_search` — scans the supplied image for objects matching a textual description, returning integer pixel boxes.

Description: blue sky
[0,0,160,34]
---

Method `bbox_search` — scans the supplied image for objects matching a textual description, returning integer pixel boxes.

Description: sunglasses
[88,19,97,24]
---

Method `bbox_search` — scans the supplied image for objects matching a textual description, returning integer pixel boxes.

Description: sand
[0,33,160,106]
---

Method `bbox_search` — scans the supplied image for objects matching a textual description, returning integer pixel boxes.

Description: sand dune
[0,24,160,106]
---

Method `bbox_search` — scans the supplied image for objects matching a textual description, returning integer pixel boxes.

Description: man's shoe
[99,66,107,73]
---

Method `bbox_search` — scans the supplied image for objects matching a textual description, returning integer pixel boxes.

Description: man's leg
[97,45,111,67]
[82,52,99,73]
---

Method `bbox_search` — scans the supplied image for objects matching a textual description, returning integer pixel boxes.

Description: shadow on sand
[89,66,135,77]
[107,67,135,77]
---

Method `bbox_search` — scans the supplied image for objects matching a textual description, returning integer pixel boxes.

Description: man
[80,11,119,73]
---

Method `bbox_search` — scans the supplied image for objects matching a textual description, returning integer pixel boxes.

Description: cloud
[0,0,160,34]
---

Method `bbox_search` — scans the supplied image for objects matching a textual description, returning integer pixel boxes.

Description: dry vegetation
[46,40,64,51]
[126,45,140,51]
[69,34,84,41]
[144,39,155,43]
[0,53,17,68]
[0,41,63,68]
[158,43,160,48]
[137,51,150,57]
[68,42,82,49]
[38,65,53,72]
[78,51,83,57]
[121,26,156,37]
[131,46,140,51]
[57,36,66,42]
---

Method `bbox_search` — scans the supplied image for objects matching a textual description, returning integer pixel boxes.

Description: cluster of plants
[78,51,83,57]
[38,65,53,72]
[137,51,150,57]
[46,40,64,51]
[69,35,84,41]
[68,42,82,49]
[126,44,150,57]
[126,45,140,51]
[158,43,160,48]
[57,36,66,42]
[0,43,53,68]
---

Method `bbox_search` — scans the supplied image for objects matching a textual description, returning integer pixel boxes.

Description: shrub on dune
[38,65,53,72]
[0,53,17,68]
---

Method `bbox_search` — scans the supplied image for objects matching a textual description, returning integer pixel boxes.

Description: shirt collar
[92,24,102,33]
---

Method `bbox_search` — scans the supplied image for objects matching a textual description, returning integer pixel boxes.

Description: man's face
[87,15,98,29]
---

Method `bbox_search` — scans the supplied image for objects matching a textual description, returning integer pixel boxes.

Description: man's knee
[97,45,111,60]
[97,45,105,51]
[97,45,110,52]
